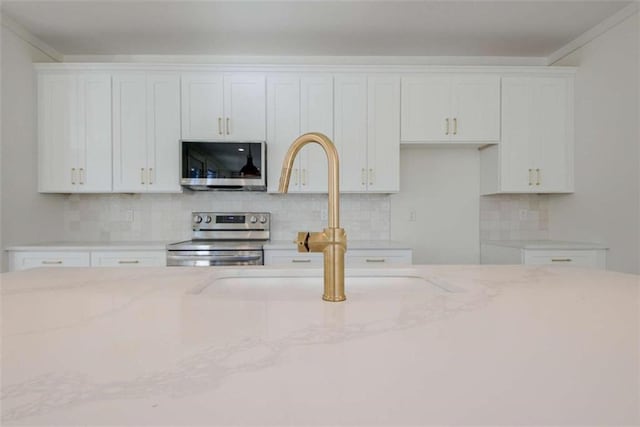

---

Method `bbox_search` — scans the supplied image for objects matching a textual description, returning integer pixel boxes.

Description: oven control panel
[192,212,270,231]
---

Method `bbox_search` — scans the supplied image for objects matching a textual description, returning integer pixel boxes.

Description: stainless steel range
[166,212,270,266]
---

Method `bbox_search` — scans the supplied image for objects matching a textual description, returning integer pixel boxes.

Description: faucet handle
[296,232,310,253]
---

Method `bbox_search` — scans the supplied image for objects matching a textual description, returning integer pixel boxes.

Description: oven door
[167,250,263,267]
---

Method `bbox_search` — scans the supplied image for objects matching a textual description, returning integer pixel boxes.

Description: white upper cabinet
[266,74,301,193]
[480,76,574,194]
[181,72,266,141]
[401,74,500,143]
[335,74,368,192]
[181,73,224,140]
[299,75,333,192]
[335,74,400,193]
[38,72,112,193]
[266,74,333,193]
[113,72,181,193]
[367,75,400,192]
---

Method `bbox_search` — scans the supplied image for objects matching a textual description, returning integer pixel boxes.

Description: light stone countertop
[482,240,609,250]
[4,241,171,251]
[1,265,638,425]
[263,240,412,250]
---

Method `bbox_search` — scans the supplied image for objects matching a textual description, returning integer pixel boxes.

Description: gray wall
[1,24,65,271]
[549,13,639,274]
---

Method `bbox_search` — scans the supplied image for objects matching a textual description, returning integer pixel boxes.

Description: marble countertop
[1,265,638,425]
[5,241,170,251]
[263,240,412,250]
[481,240,609,250]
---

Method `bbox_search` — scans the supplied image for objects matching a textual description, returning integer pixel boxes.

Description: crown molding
[547,2,639,65]
[0,12,63,62]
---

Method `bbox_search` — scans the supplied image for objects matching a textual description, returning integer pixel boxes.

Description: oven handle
[167,254,262,262]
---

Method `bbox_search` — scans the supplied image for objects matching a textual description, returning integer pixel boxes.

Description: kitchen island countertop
[1,265,638,425]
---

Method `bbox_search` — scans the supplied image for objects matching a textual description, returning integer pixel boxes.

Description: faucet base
[323,294,346,302]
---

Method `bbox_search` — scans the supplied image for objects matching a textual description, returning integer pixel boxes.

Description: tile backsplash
[479,194,549,241]
[64,192,391,242]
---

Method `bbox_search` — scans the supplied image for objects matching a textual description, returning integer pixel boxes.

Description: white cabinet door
[367,75,400,193]
[38,72,113,193]
[300,75,333,192]
[450,75,500,142]
[147,73,181,192]
[266,74,301,192]
[38,73,77,192]
[224,73,266,141]
[77,73,112,192]
[400,75,451,142]
[113,73,148,192]
[335,75,368,192]
[533,77,573,192]
[181,73,225,140]
[500,77,534,192]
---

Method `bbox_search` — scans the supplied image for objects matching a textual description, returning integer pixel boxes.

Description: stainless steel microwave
[180,141,267,191]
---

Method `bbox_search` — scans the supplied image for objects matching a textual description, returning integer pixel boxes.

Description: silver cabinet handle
[453,118,458,135]
[118,260,140,264]
[226,117,230,135]
[528,169,533,186]
[42,260,63,265]
[361,168,366,186]
[148,167,154,185]
[293,168,299,186]
[79,168,85,185]
[301,168,307,186]
[445,118,450,135]
[218,117,223,135]
[292,259,312,263]
[141,168,145,184]
[369,168,374,186]
[551,258,572,262]
[536,168,540,186]
[366,258,386,263]
[71,168,76,185]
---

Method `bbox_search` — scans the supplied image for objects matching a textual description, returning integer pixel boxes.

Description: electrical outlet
[519,209,528,220]
[409,210,417,222]
[320,208,328,221]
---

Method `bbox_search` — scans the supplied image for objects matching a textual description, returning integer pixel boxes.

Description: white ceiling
[1,1,633,57]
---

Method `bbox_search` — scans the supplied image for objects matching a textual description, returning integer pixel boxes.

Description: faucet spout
[278,132,347,302]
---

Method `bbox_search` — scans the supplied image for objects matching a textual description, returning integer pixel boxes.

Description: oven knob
[249,216,257,223]
[204,215,212,223]
[194,215,203,224]
[259,216,267,224]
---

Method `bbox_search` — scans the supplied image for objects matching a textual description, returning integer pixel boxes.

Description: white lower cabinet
[90,251,166,267]
[480,242,607,269]
[8,249,167,271]
[9,251,91,271]
[264,248,412,267]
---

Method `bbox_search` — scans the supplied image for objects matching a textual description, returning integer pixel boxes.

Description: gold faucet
[278,132,347,302]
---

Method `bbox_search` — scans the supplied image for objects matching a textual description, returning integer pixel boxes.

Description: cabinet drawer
[523,250,604,269]
[9,251,90,271]
[264,252,323,266]
[346,250,412,267]
[90,250,166,267]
